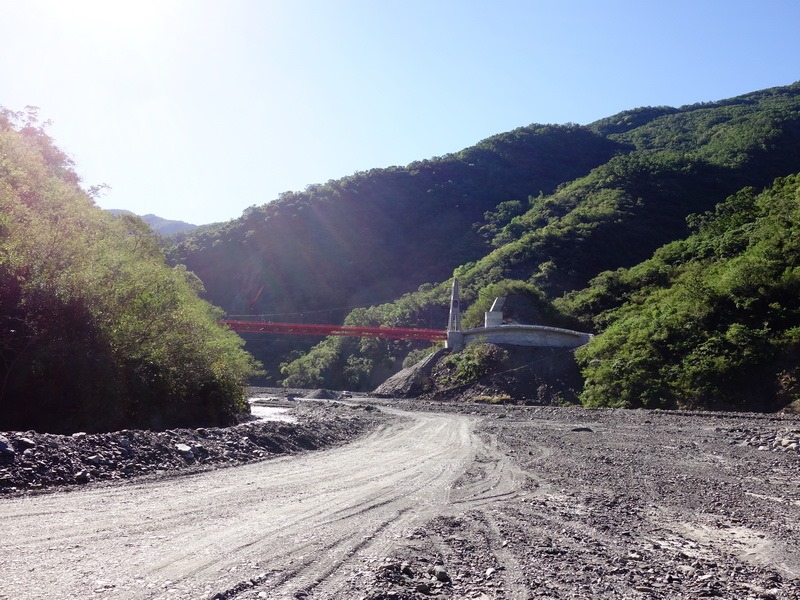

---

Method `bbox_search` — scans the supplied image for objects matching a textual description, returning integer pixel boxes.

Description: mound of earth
[0,399,386,495]
[375,344,583,405]
[374,349,449,398]
[302,388,338,399]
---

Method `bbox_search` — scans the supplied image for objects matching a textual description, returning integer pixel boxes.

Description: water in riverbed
[248,398,298,423]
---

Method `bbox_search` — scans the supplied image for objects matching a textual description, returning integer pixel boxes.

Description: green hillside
[168,125,622,316]
[277,83,800,404]
[7,80,799,434]
[106,209,199,235]
[0,108,260,433]
[570,174,800,411]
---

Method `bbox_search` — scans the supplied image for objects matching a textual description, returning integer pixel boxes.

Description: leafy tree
[475,199,528,246]
[0,108,260,432]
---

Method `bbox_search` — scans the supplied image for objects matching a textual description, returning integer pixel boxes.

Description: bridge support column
[484,296,505,328]
[446,330,464,352]
[446,278,463,351]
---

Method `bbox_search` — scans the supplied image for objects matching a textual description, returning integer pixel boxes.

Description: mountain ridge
[167,82,800,411]
[271,82,800,406]
[106,209,200,235]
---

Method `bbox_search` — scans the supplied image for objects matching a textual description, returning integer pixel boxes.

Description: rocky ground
[374,344,586,407]
[0,389,384,495]
[338,401,800,600]
[3,392,800,599]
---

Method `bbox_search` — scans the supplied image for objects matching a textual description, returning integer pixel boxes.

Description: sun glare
[46,0,168,37]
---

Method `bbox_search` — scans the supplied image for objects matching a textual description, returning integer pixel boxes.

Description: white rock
[175,443,194,459]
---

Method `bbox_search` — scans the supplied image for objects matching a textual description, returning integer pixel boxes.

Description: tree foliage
[175,82,800,409]
[168,124,622,317]
[0,108,260,432]
[573,175,800,410]
[460,279,574,329]
[279,283,451,390]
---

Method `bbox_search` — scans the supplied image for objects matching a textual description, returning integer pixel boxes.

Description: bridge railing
[221,320,447,342]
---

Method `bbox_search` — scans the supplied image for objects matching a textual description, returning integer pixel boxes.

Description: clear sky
[2,0,799,225]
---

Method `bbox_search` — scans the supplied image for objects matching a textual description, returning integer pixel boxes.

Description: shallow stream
[247,398,298,423]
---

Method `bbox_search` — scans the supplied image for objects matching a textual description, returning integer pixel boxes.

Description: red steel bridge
[221,320,447,342]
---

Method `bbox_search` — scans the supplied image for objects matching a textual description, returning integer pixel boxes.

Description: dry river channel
[2,401,800,600]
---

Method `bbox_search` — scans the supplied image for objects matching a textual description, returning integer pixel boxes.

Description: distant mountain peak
[106,209,199,235]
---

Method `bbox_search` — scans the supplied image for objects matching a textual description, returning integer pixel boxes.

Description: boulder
[0,435,14,458]
[15,437,36,450]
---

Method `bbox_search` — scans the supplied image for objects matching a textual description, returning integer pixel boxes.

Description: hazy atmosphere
[2,0,799,224]
[4,3,800,597]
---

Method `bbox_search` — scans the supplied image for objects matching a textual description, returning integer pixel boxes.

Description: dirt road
[2,404,800,600]
[1,409,514,599]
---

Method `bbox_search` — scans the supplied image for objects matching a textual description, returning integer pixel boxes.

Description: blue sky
[2,0,799,225]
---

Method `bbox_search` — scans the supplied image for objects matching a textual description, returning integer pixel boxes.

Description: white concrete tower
[446,278,464,350]
[484,296,505,328]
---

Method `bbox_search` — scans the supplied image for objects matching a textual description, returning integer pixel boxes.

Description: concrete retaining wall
[448,324,592,352]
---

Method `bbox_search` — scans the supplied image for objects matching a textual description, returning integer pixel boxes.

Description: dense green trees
[573,175,800,410]
[9,79,799,431]
[165,125,622,386]
[279,284,449,390]
[151,81,800,411]
[168,124,622,318]
[0,108,260,432]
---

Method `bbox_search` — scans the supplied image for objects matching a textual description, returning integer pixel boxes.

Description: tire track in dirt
[0,409,487,599]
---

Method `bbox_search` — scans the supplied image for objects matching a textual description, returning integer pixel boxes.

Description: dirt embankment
[0,395,384,495]
[375,344,584,405]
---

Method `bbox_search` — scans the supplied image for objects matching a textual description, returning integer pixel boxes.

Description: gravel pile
[742,428,800,454]
[0,401,385,495]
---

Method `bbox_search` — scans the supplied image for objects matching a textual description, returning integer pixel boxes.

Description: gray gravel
[338,401,800,600]
[0,399,385,495]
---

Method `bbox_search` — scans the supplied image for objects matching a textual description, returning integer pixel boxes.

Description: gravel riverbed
[338,401,800,600]
[2,395,800,599]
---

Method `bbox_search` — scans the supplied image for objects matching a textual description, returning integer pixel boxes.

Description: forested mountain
[271,83,800,408]
[0,108,260,433]
[106,209,199,235]
[168,126,622,316]
[7,79,797,436]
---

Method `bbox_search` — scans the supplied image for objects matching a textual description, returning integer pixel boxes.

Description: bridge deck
[221,320,447,342]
